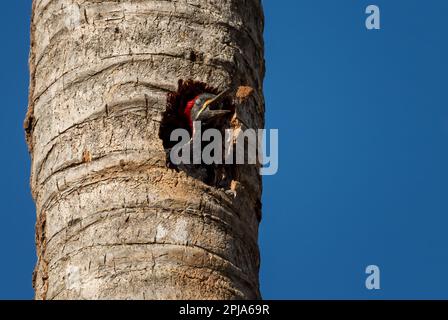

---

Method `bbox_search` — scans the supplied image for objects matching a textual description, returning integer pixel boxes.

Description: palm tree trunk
[26,0,264,300]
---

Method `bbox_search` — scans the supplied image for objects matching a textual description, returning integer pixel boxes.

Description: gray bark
[26,0,265,300]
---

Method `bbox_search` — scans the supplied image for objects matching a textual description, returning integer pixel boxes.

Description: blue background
[1,0,448,299]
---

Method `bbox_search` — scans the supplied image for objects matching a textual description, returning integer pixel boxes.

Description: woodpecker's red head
[183,89,232,130]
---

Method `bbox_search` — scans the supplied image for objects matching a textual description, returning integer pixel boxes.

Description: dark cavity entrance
[158,79,235,189]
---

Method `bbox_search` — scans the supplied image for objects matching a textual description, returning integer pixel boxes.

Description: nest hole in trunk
[158,79,237,190]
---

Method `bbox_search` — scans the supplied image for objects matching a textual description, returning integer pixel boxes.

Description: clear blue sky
[1,0,448,299]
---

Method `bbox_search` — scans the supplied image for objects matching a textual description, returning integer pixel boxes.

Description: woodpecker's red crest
[184,95,200,129]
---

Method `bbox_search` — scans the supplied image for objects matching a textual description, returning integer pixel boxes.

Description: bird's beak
[196,88,232,122]
[205,88,232,110]
[203,109,231,120]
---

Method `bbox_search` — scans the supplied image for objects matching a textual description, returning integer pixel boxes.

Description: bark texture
[26,0,264,300]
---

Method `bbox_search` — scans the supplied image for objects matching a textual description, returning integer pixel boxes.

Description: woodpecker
[175,89,233,188]
[183,89,232,134]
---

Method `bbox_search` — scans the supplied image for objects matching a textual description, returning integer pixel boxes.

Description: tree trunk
[26,0,264,300]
